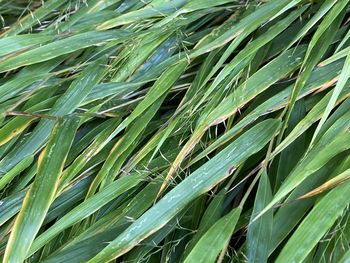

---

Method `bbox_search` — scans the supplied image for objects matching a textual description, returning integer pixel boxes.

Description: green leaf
[276,172,350,263]
[0,56,107,175]
[310,49,350,146]
[339,250,350,263]
[0,34,55,57]
[3,115,80,263]
[0,155,33,192]
[28,174,143,257]
[2,0,68,36]
[0,31,131,72]
[247,170,273,263]
[184,207,242,263]
[280,0,348,140]
[257,109,350,221]
[87,119,279,262]
[97,0,188,29]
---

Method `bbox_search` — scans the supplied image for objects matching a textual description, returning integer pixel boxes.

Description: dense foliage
[0,0,350,262]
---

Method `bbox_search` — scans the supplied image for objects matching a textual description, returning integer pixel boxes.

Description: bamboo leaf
[247,171,273,263]
[0,56,107,175]
[3,116,80,263]
[87,119,279,262]
[0,31,131,73]
[256,110,350,221]
[276,179,350,263]
[28,174,143,257]
[310,49,350,146]
[184,207,242,263]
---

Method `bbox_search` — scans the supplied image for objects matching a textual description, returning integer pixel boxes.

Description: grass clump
[0,0,350,262]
